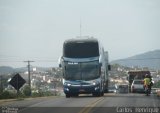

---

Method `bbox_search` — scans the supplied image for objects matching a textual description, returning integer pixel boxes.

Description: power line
[0,58,160,63]
[0,54,58,59]
[0,61,23,62]
[32,60,58,62]
[0,60,58,62]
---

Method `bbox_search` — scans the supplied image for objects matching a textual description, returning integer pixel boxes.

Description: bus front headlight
[92,82,96,85]
[64,82,71,87]
[67,83,71,86]
[92,81,99,86]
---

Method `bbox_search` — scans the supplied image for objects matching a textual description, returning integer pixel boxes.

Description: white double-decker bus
[59,37,110,98]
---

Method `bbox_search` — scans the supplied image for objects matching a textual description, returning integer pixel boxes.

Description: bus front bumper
[63,84,100,94]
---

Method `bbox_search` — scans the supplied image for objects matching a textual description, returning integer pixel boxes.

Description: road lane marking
[83,97,104,113]
[78,97,104,113]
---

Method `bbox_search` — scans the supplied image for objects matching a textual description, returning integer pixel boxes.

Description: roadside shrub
[0,91,17,99]
[23,85,31,97]
[32,92,40,97]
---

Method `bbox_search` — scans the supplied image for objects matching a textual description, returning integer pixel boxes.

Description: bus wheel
[72,93,79,97]
[66,94,70,98]
[97,92,101,97]
[92,93,96,97]
[92,92,101,97]
[101,91,104,96]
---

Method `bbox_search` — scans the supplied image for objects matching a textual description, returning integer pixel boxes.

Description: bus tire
[66,94,70,98]
[72,93,79,97]
[93,92,101,97]
[97,92,101,97]
[101,91,104,96]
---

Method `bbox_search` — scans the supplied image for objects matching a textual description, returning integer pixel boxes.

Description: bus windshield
[63,41,99,58]
[64,61,99,80]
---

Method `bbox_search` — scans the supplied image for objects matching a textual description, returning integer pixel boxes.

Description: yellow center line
[78,97,104,113]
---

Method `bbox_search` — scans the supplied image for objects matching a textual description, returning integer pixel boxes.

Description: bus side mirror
[108,65,111,71]
[58,56,62,68]
[99,63,102,67]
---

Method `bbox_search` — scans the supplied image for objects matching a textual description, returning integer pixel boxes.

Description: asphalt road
[0,93,160,113]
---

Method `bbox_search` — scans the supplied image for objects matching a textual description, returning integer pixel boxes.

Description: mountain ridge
[0,50,160,74]
[111,50,160,69]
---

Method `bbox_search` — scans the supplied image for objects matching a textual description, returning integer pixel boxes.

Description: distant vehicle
[108,86,117,93]
[131,80,144,93]
[128,70,151,92]
[116,84,129,93]
[59,37,111,98]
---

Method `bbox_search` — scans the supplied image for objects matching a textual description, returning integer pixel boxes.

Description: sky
[0,0,160,68]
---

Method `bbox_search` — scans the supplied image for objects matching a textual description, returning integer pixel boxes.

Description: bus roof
[63,37,99,58]
[64,37,98,44]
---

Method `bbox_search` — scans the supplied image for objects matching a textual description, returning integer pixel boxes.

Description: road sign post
[9,73,26,97]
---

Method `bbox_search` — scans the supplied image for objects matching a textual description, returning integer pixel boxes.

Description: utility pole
[0,75,3,93]
[24,60,34,96]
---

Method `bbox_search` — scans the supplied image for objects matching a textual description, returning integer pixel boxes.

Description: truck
[128,70,151,92]
[59,37,110,98]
